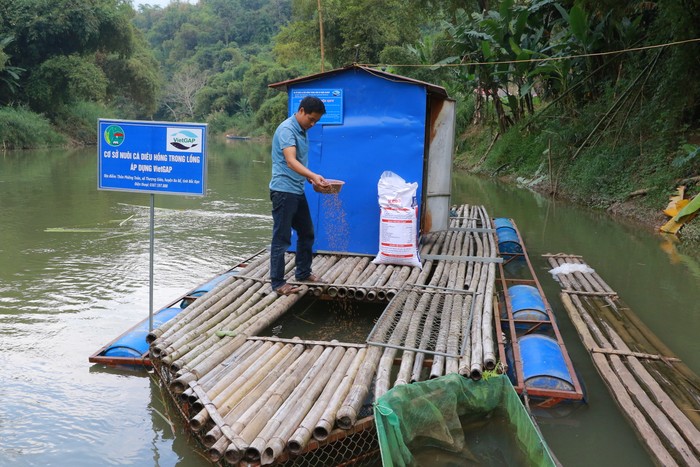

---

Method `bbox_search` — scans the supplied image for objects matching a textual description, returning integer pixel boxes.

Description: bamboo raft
[146,204,503,466]
[546,253,700,466]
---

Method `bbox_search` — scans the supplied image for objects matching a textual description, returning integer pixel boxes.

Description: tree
[162,64,208,120]
[26,55,108,114]
[275,0,435,69]
[0,0,159,117]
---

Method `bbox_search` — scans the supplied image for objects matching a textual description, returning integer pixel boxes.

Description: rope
[358,37,700,69]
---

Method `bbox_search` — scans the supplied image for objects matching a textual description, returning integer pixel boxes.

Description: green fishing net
[373,373,556,467]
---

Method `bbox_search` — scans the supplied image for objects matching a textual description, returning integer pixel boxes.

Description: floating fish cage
[494,218,585,408]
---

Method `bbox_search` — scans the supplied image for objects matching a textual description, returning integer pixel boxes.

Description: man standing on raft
[269,96,329,295]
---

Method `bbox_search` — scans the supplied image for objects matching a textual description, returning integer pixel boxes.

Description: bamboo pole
[148,251,269,342]
[151,253,275,348]
[189,342,285,431]
[169,334,248,394]
[287,347,360,451]
[341,256,370,299]
[173,288,306,375]
[223,345,324,464]
[192,340,268,409]
[550,255,700,415]
[609,354,700,460]
[205,343,308,462]
[261,345,346,464]
[338,263,410,413]
[394,291,433,386]
[203,343,305,449]
[363,264,388,300]
[311,347,367,440]
[445,293,464,375]
[155,278,265,358]
[196,339,263,392]
[429,292,453,379]
[163,282,266,364]
[336,346,382,430]
[248,345,343,463]
[411,290,441,382]
[375,291,417,397]
[324,256,362,297]
[321,256,353,297]
[468,209,490,379]
[248,336,366,348]
[481,219,497,369]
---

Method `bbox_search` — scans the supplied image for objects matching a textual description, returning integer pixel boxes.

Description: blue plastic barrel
[508,285,549,321]
[493,217,516,232]
[180,270,238,308]
[103,307,182,358]
[518,334,575,392]
[494,218,523,256]
[496,228,523,255]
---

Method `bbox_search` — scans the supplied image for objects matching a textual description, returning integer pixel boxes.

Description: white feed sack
[372,171,422,268]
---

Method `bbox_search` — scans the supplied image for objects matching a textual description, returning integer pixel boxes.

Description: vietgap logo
[167,128,203,152]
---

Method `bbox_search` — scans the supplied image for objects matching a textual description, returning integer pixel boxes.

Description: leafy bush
[255,93,288,136]
[54,101,113,145]
[206,110,236,134]
[0,106,65,149]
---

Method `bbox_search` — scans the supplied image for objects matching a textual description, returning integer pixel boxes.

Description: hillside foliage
[0,0,698,218]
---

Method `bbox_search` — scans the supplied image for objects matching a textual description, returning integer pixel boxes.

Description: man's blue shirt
[269,115,308,194]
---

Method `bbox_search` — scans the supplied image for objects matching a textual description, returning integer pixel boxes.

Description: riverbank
[493,172,700,247]
[454,117,700,250]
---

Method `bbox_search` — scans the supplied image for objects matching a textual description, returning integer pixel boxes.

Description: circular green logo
[104,125,125,147]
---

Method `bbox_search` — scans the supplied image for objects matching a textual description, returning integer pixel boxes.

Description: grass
[0,106,66,149]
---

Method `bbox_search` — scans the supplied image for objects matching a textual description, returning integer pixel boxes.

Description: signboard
[291,88,343,124]
[98,119,207,196]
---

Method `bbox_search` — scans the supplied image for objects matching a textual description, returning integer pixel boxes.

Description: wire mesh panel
[280,416,380,467]
[366,284,476,358]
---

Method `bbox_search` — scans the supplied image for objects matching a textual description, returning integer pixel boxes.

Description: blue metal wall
[289,68,427,255]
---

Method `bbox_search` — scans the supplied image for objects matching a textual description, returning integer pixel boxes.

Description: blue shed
[269,65,455,256]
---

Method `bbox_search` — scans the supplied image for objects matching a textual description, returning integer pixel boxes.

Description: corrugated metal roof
[268,64,449,99]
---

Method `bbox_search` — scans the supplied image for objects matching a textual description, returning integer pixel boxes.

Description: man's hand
[308,173,328,187]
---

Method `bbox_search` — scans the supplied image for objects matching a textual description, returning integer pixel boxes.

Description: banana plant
[0,36,24,100]
[445,0,556,131]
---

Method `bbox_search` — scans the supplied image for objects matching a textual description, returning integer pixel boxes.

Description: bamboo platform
[546,253,700,466]
[147,204,504,466]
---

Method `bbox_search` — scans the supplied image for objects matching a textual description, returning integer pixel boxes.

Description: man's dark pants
[270,190,314,290]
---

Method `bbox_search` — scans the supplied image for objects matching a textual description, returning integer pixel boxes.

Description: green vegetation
[0,107,66,149]
[0,0,698,231]
[0,0,158,147]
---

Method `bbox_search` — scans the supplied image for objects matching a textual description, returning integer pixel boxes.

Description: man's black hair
[298,96,326,115]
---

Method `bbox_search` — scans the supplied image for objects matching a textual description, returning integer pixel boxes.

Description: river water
[0,140,698,466]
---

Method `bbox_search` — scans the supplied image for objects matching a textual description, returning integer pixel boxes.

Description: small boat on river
[225,134,252,140]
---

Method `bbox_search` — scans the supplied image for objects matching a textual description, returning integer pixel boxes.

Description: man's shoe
[298,273,328,284]
[274,283,301,295]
